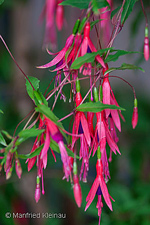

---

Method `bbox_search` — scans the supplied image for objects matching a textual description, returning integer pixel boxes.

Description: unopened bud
[144,37,149,61]
[73,175,82,207]
[15,158,22,179]
[6,166,12,180]
[132,106,138,129]
[35,176,41,203]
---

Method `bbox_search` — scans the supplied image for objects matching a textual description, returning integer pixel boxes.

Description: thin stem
[23,111,37,130]
[108,75,136,99]
[58,112,74,122]
[13,109,35,137]
[51,72,71,110]
[0,35,35,90]
[140,0,148,27]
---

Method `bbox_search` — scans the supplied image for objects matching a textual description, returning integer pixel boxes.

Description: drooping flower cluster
[1,1,147,224]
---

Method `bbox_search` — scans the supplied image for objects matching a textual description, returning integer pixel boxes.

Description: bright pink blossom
[73,174,82,207]
[85,159,113,223]
[132,107,138,129]
[80,22,106,72]
[144,36,149,61]
[72,92,91,148]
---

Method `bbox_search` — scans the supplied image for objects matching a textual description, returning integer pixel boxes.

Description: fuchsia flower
[85,159,114,224]
[91,111,120,157]
[72,91,91,148]
[80,22,106,75]
[26,115,72,202]
[40,0,64,49]
[38,34,75,69]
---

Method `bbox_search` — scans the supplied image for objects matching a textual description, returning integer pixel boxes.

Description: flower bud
[73,175,82,207]
[132,98,138,129]
[15,158,22,179]
[144,37,149,61]
[6,166,12,180]
[132,107,138,129]
[144,27,149,61]
[35,176,41,203]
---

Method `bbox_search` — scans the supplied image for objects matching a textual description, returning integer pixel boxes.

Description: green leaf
[1,130,13,140]
[0,109,3,114]
[105,49,141,63]
[36,104,62,128]
[33,90,48,106]
[111,6,121,19]
[60,0,109,9]
[90,20,100,30]
[0,0,4,5]
[121,0,137,25]
[15,128,44,146]
[0,133,7,146]
[76,102,125,112]
[26,76,40,100]
[71,48,112,69]
[92,0,109,14]
[104,63,144,75]
[60,0,90,9]
[50,139,79,159]
[18,145,44,159]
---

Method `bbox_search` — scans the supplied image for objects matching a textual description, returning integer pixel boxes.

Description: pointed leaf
[15,128,44,146]
[104,63,144,75]
[60,0,109,9]
[71,48,112,69]
[76,102,125,113]
[105,49,141,63]
[18,145,44,159]
[1,130,13,140]
[111,6,121,19]
[121,0,137,25]
[26,76,40,100]
[0,133,7,146]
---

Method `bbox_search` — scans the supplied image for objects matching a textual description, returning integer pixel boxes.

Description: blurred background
[0,0,150,225]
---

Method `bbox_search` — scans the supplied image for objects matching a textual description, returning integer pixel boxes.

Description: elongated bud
[5,152,12,172]
[15,158,22,179]
[76,78,80,93]
[132,98,138,129]
[97,146,101,160]
[73,19,80,35]
[73,174,82,207]
[75,92,82,107]
[6,166,12,180]
[144,27,149,61]
[78,17,86,34]
[56,3,64,31]
[83,22,90,38]
[35,176,41,203]
[94,87,99,102]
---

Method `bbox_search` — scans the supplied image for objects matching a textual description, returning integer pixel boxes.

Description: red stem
[0,35,35,91]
